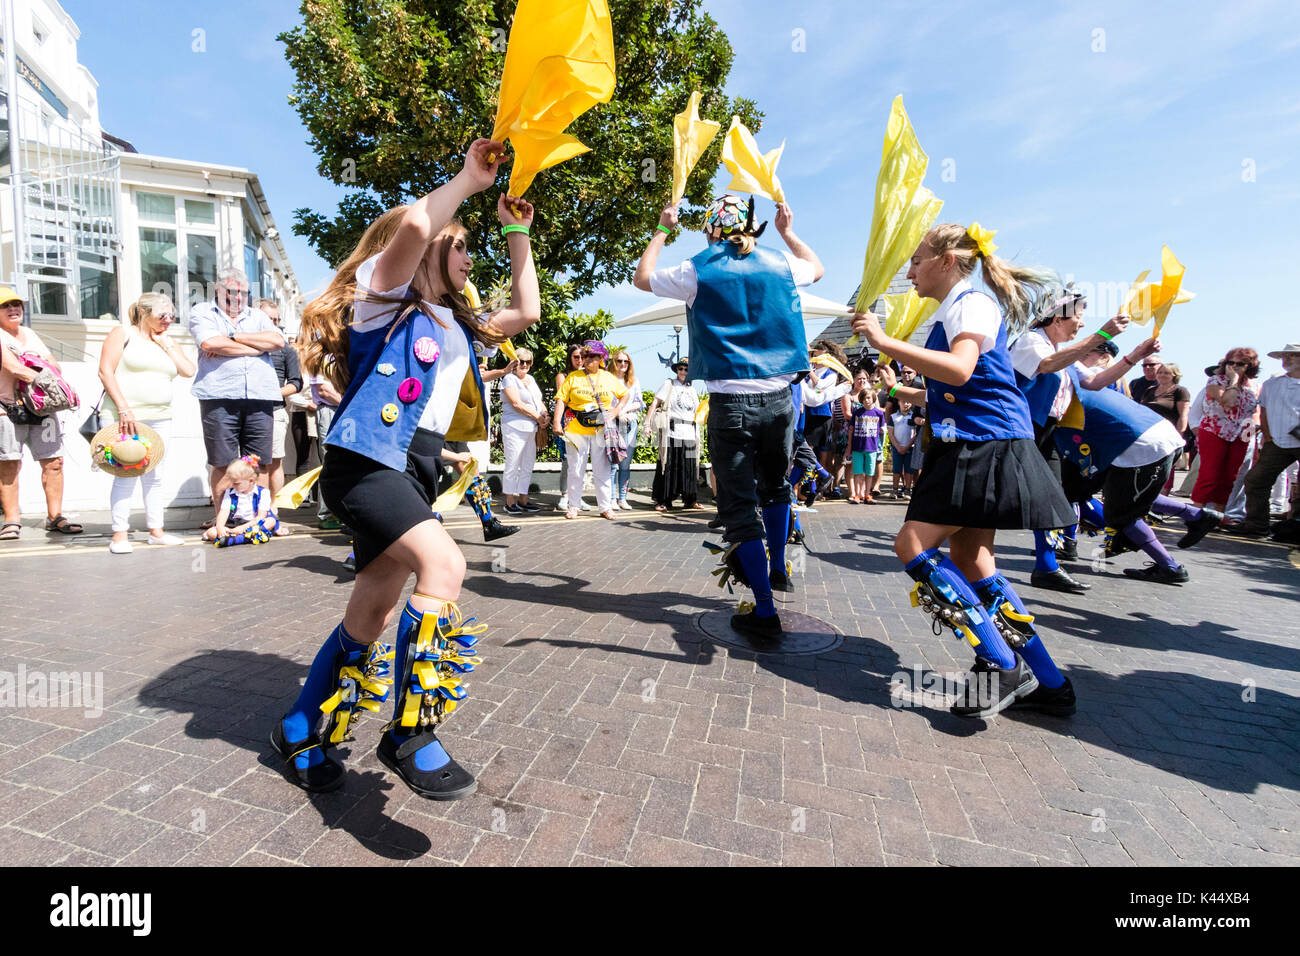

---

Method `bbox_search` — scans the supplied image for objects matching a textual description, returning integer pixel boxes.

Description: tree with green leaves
[280,0,763,393]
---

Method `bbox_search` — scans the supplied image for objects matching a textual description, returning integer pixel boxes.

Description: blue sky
[64,0,1299,392]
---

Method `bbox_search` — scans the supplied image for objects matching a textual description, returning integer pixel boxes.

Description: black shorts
[1101,453,1177,529]
[320,445,439,573]
[905,436,1076,530]
[199,399,276,469]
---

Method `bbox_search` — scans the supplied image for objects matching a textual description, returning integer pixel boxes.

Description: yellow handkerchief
[673,90,721,205]
[721,116,785,203]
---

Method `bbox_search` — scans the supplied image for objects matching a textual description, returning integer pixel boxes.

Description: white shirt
[1010,328,1073,419]
[1260,373,1300,449]
[1113,418,1186,469]
[890,411,914,448]
[352,253,472,434]
[933,277,1000,355]
[501,373,544,433]
[648,250,817,395]
[656,379,701,441]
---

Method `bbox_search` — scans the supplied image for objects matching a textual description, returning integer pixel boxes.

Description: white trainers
[147,533,184,546]
[579,500,592,511]
[108,539,133,554]
[557,495,569,511]
[618,499,633,510]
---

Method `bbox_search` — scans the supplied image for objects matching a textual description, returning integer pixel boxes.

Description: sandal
[44,515,83,535]
[601,510,617,520]
[270,720,345,793]
[0,522,20,541]
[654,504,667,512]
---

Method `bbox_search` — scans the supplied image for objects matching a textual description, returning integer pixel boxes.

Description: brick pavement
[1,492,1297,866]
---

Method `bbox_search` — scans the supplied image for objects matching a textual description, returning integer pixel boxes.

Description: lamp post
[673,325,682,363]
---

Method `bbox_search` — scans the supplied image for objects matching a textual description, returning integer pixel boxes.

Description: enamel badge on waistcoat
[325,309,445,472]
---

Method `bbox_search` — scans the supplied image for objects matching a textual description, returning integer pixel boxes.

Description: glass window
[140,227,178,298]
[32,283,67,316]
[244,243,261,294]
[184,199,215,225]
[79,261,119,321]
[137,192,175,222]
[187,234,218,307]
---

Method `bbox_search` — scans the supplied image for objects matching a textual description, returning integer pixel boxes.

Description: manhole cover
[695,609,843,657]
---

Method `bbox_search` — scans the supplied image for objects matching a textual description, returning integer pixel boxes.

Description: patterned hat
[703,195,749,236]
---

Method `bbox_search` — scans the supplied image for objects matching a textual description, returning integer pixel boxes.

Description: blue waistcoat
[1054,365,1165,477]
[686,242,809,383]
[805,367,836,418]
[1016,364,1066,427]
[790,382,807,433]
[325,307,446,472]
[924,291,1034,442]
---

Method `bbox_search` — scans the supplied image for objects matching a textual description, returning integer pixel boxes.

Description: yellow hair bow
[966,222,998,259]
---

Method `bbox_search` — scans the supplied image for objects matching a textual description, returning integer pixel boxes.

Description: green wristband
[889,385,899,398]
[502,224,530,237]
[655,224,673,236]
[1095,329,1113,342]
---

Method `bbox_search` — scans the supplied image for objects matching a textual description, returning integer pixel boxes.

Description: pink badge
[414,337,439,364]
[398,377,422,404]
[1074,435,1082,443]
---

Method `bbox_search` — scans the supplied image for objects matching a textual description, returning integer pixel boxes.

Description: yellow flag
[694,395,710,425]
[432,458,479,514]
[811,354,853,382]
[877,291,939,365]
[463,278,483,310]
[847,96,943,346]
[673,90,721,205]
[721,116,785,203]
[274,466,322,510]
[1119,245,1194,338]
[490,0,616,198]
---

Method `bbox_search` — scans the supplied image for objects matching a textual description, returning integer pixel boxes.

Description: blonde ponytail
[128,292,174,327]
[921,223,1056,331]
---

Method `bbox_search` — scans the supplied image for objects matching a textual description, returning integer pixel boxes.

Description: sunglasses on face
[518,360,532,366]
[1225,360,1246,366]
[615,359,629,365]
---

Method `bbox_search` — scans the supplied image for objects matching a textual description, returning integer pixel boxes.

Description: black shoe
[730,609,783,641]
[376,731,477,801]
[769,568,794,592]
[950,657,1038,718]
[342,552,356,572]
[521,502,541,513]
[1123,562,1189,585]
[270,720,346,793]
[1055,538,1079,562]
[1011,676,1077,717]
[707,515,725,530]
[502,503,524,516]
[789,527,805,546]
[1029,568,1091,593]
[482,517,521,541]
[1178,507,1223,548]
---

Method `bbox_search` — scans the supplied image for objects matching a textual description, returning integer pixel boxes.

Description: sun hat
[671,356,690,371]
[0,285,24,307]
[90,422,165,478]
[1267,343,1300,358]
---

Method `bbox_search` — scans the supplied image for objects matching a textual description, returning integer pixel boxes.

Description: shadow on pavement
[138,649,432,860]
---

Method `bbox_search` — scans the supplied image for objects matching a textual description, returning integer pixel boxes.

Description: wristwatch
[229,331,238,341]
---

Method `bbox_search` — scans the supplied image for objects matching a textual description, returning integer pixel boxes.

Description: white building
[1,0,304,514]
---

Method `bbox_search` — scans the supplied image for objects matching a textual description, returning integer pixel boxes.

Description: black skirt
[653,442,699,505]
[905,436,1076,530]
[320,444,439,573]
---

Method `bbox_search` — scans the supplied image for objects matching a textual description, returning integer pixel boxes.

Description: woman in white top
[500,347,547,513]
[97,292,196,553]
[643,358,701,511]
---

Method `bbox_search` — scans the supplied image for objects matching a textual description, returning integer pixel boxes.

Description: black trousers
[707,388,796,543]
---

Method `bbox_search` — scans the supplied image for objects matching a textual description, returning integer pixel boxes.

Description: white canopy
[615,289,852,328]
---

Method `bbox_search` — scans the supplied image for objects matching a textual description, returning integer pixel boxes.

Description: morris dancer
[276,139,539,798]
[634,195,821,638]
[854,223,1078,718]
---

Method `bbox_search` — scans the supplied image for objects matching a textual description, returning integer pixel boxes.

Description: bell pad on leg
[319,641,395,746]
[392,604,484,733]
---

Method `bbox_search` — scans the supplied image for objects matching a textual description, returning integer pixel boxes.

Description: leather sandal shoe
[376,731,476,801]
[270,720,345,793]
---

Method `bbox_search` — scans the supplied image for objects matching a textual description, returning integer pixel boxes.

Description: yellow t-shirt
[559,369,627,437]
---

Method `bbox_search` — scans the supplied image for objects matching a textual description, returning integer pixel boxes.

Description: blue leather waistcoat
[686,242,809,382]
[1054,365,1164,477]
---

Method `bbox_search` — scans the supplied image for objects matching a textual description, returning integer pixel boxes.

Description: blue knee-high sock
[388,601,451,772]
[1150,494,1201,523]
[285,622,367,768]
[903,550,1016,669]
[1080,498,1105,528]
[735,539,775,617]
[761,503,790,574]
[1122,520,1180,569]
[973,574,1065,689]
[790,509,803,534]
[466,476,494,524]
[1033,530,1061,573]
